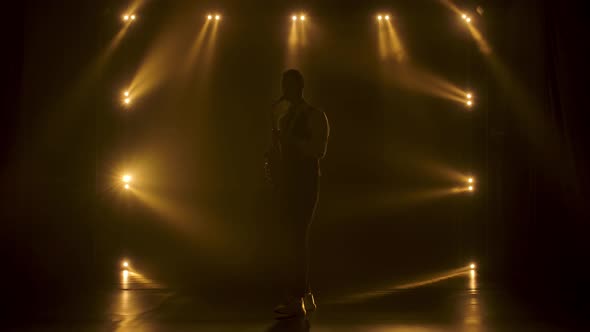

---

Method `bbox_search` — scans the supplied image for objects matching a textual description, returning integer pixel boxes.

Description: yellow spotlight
[467,100,473,107]
[122,174,132,183]
[122,261,129,268]
[292,15,298,21]
[123,15,129,21]
[124,97,131,105]
[215,15,220,21]
[470,263,476,270]
[468,185,474,191]
[300,15,305,21]
[131,15,136,21]
[385,15,390,21]
[466,93,472,99]
[377,15,383,21]
[466,17,472,23]
[123,91,130,97]
[124,184,130,190]
[122,269,129,278]
[207,14,212,20]
[468,177,474,183]
[462,14,467,19]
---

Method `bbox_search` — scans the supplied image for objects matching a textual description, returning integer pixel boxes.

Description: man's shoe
[303,292,317,313]
[274,297,306,319]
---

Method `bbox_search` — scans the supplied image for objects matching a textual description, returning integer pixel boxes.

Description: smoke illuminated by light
[286,12,309,68]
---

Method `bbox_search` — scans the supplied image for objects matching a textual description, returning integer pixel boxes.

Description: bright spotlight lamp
[122,174,132,183]
[122,261,129,268]
[385,15,390,21]
[470,263,476,270]
[292,15,298,21]
[215,15,220,21]
[377,15,383,21]
[300,15,305,21]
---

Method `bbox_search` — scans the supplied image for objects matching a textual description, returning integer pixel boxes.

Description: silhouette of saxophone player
[265,69,330,319]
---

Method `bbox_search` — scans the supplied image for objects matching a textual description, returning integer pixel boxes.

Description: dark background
[2,0,588,321]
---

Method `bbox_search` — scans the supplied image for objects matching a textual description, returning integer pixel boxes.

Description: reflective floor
[14,267,582,331]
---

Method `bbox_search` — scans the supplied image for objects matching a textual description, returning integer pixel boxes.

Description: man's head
[281,69,304,101]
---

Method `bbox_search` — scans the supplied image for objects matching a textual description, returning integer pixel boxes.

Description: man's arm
[294,109,329,159]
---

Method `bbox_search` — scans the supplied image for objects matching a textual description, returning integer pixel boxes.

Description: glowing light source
[215,15,220,21]
[123,15,129,21]
[292,15,298,21]
[123,91,130,97]
[124,184,130,190]
[208,15,212,20]
[122,174,132,183]
[467,100,473,107]
[466,93,472,99]
[462,13,472,23]
[385,15,390,21]
[468,185,474,191]
[131,15,136,21]
[122,261,129,268]
[377,15,383,21]
[122,269,129,278]
[468,177,474,184]
[300,15,305,21]
[470,263,476,270]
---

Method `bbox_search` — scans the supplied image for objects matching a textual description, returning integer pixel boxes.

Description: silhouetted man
[266,69,329,319]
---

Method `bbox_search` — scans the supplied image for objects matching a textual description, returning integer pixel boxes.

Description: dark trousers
[277,161,320,299]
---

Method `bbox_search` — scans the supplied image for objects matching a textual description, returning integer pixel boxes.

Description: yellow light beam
[467,23,492,55]
[184,19,211,73]
[437,0,463,16]
[201,16,220,78]
[386,65,469,104]
[335,267,472,304]
[385,19,406,63]
[286,18,299,68]
[299,14,308,47]
[377,20,388,61]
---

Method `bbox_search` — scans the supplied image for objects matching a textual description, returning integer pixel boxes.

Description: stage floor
[13,269,583,331]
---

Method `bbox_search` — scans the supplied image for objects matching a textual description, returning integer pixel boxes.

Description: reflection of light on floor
[119,265,164,290]
[469,269,477,293]
[464,269,482,330]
